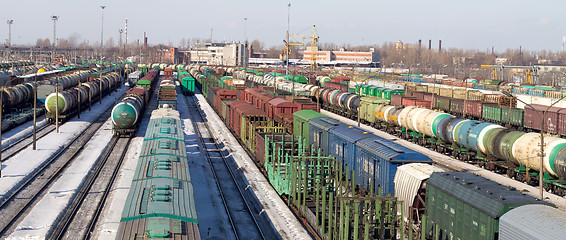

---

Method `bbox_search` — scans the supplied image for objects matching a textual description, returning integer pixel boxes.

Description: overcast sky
[2,0,566,51]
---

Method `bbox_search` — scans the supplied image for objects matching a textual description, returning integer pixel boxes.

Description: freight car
[424,172,552,240]
[178,68,195,95]
[45,72,120,123]
[117,107,200,240]
[112,87,147,137]
[112,68,160,137]
[126,70,143,86]
[37,71,91,103]
[1,82,35,111]
[135,67,160,92]
[394,163,559,240]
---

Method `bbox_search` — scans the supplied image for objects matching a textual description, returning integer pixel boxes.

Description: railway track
[0,101,115,237]
[1,123,55,161]
[51,137,131,240]
[185,94,278,240]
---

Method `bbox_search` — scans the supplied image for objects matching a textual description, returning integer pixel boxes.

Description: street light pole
[100,5,106,105]
[51,16,59,63]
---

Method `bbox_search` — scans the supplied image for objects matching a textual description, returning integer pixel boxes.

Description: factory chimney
[418,39,422,49]
[428,40,431,50]
[144,32,148,50]
[438,40,442,52]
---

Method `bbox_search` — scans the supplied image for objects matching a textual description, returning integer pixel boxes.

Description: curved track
[184,94,278,240]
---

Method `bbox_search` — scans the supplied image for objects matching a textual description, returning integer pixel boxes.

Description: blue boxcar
[327,124,374,172]
[309,117,342,156]
[356,136,432,196]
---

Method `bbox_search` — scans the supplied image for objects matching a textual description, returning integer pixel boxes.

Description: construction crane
[280,32,304,63]
[280,25,319,69]
[481,65,539,84]
[309,25,318,70]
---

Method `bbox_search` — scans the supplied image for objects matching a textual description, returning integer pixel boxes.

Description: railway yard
[2,61,566,240]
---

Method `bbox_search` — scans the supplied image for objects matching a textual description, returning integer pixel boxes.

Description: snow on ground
[7,115,115,239]
[193,91,311,240]
[0,87,127,206]
[1,116,47,149]
[322,109,566,209]
[177,92,232,239]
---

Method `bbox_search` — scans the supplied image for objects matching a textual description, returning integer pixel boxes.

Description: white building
[187,42,248,66]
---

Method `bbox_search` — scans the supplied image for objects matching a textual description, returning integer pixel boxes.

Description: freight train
[45,72,120,123]
[187,65,566,240]
[221,66,566,196]
[112,67,159,136]
[117,99,200,239]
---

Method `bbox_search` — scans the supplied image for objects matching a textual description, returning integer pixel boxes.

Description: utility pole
[287,3,293,102]
[51,16,59,63]
[100,5,106,62]
[100,5,106,104]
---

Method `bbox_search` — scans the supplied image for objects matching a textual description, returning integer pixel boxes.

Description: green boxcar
[136,79,152,89]
[361,85,371,96]
[359,97,389,124]
[384,89,404,100]
[426,172,551,240]
[377,87,388,99]
[482,104,502,123]
[293,110,328,146]
[500,108,524,126]
[181,77,195,94]
[368,86,379,97]
[435,97,451,112]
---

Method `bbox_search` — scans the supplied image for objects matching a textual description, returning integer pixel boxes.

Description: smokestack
[144,32,148,50]
[438,40,442,52]
[418,39,422,49]
[492,47,494,55]
[428,40,431,50]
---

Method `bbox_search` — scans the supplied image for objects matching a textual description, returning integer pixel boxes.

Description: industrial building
[186,42,248,66]
[302,47,379,66]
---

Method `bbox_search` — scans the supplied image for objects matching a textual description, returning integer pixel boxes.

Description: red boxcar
[268,98,299,121]
[524,104,563,133]
[228,101,252,130]
[464,100,486,118]
[391,94,403,107]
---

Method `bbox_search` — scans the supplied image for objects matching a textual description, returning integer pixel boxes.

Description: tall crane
[481,65,539,84]
[280,25,319,69]
[309,25,318,70]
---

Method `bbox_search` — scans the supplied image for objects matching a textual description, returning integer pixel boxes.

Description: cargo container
[435,96,450,112]
[356,136,432,196]
[449,98,465,116]
[464,100,486,118]
[425,172,551,240]
[524,104,563,133]
[308,117,343,156]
